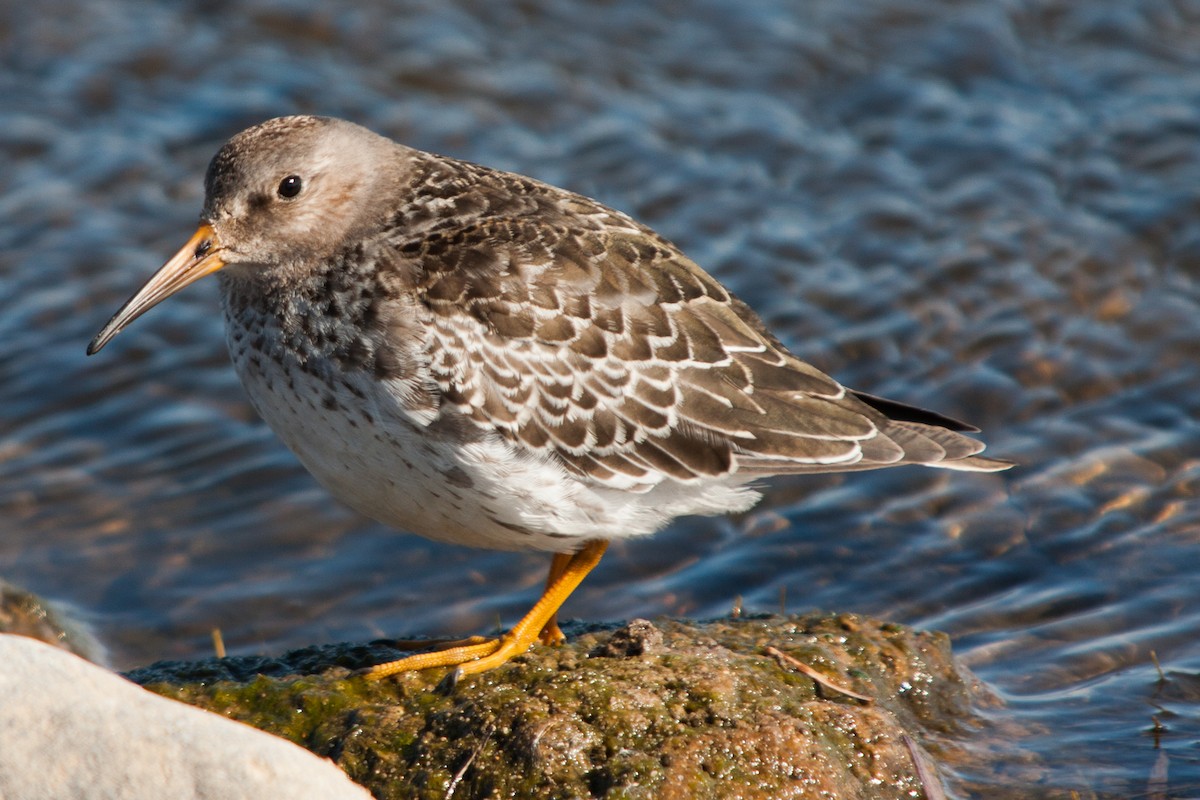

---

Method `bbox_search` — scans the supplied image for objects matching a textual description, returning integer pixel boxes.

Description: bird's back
[383,150,1011,486]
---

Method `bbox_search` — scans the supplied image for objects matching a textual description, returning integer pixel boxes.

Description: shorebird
[89,116,1010,679]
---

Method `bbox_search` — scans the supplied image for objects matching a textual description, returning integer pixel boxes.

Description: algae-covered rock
[128,614,980,799]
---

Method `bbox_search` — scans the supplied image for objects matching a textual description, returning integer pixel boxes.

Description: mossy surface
[129,614,979,799]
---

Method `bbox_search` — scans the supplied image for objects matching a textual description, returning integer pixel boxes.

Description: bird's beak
[87,223,226,355]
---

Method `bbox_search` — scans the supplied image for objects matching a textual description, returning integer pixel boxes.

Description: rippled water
[3,1,1199,796]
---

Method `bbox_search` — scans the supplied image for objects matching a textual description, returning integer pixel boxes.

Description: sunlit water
[2,1,1199,796]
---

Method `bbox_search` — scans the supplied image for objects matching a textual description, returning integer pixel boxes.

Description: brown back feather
[389,153,1009,486]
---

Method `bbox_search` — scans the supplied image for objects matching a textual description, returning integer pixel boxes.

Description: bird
[88,115,1011,679]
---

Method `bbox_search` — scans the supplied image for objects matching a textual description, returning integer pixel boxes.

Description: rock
[0,634,371,800]
[588,617,665,658]
[0,579,109,665]
[131,614,984,799]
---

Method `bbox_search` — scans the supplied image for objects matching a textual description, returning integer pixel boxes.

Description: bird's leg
[364,539,608,680]
[382,553,571,657]
[538,552,574,646]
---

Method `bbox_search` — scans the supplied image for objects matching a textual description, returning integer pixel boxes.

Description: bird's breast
[218,292,633,551]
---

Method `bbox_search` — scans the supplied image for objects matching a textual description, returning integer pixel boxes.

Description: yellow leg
[538,552,574,646]
[365,540,608,680]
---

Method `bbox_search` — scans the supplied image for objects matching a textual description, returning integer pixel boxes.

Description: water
[2,1,1199,796]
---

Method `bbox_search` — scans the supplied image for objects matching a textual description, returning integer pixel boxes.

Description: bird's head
[88,115,398,355]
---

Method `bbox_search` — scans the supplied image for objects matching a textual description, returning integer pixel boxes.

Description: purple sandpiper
[89,116,1011,678]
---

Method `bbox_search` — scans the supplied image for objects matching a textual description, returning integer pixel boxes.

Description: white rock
[0,634,372,800]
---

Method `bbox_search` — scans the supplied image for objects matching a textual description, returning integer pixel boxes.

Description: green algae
[130,614,977,799]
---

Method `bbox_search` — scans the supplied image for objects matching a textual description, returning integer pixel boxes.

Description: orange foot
[364,540,606,679]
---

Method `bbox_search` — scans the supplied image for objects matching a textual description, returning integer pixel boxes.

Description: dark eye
[277,175,303,198]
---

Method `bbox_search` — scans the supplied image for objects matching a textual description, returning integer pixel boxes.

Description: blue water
[3,1,1199,795]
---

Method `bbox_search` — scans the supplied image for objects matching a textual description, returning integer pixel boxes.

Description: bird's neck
[217,249,417,377]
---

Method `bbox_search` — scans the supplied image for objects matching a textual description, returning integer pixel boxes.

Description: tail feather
[734,399,1014,476]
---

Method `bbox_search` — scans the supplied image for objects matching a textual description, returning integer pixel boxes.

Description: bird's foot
[538,618,566,647]
[363,628,540,680]
[363,618,561,680]
[363,540,609,680]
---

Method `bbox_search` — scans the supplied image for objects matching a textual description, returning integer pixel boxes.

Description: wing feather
[383,153,1011,488]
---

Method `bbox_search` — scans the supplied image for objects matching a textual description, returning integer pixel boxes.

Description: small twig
[902,734,947,800]
[445,721,495,799]
[730,595,743,619]
[1150,650,1165,684]
[765,646,873,703]
[211,628,226,659]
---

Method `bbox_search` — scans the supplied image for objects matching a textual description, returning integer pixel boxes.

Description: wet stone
[588,617,665,658]
[128,614,990,800]
[0,579,108,666]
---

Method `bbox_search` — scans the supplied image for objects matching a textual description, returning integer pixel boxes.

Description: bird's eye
[277,175,303,199]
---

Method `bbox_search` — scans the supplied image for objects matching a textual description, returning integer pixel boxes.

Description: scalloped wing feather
[391,153,1010,489]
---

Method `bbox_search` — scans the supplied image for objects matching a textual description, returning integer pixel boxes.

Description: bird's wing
[399,165,1006,489]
